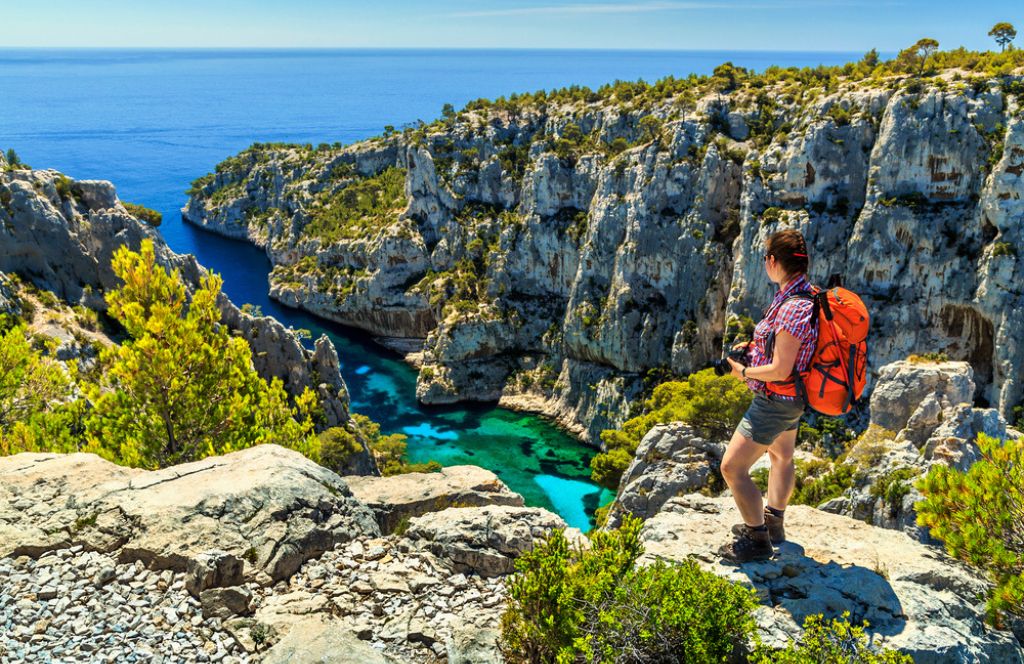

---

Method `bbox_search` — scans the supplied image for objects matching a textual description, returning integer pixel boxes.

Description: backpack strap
[764,288,817,363]
[764,287,819,395]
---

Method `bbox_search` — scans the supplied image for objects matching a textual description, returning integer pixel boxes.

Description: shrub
[0,324,76,455]
[791,461,862,506]
[4,148,28,169]
[870,467,920,517]
[0,323,72,428]
[186,173,215,196]
[760,207,785,226]
[498,514,759,663]
[753,611,912,663]
[82,239,320,468]
[591,369,751,490]
[122,202,163,227]
[54,174,74,200]
[724,314,755,344]
[798,416,856,459]
[825,104,854,127]
[916,432,1024,624]
[357,412,441,475]
[991,241,1016,258]
[907,351,949,363]
[316,426,364,472]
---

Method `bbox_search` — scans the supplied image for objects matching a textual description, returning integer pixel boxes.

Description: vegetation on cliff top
[0,240,437,476]
[305,166,407,243]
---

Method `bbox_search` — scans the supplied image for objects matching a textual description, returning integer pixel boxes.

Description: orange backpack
[764,276,870,416]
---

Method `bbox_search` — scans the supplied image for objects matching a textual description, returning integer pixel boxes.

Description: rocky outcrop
[398,505,582,577]
[0,446,556,663]
[183,73,1024,446]
[0,165,373,470]
[0,445,379,586]
[604,422,723,528]
[345,465,525,534]
[820,359,1017,538]
[640,494,1023,663]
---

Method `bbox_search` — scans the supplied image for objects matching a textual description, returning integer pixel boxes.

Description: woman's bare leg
[766,428,797,510]
[720,430,770,526]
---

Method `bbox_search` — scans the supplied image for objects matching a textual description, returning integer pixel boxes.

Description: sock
[765,505,785,518]
[746,523,768,532]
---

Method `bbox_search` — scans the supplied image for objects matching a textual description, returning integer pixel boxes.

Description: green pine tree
[83,239,319,468]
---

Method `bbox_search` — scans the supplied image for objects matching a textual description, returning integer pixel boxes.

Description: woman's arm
[726,329,801,381]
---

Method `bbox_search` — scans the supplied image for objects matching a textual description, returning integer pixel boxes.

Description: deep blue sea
[0,48,863,529]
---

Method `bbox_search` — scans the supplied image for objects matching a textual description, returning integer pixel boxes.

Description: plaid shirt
[745,273,818,399]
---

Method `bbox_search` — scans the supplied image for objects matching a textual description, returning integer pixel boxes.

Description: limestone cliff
[182,71,1024,446]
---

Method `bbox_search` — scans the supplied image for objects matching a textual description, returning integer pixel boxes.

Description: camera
[711,346,749,377]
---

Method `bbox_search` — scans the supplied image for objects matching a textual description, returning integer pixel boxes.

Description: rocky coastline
[182,70,1024,447]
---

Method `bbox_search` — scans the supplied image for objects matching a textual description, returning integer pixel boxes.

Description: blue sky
[1,1,1017,51]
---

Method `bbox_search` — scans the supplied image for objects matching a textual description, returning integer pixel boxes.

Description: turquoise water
[0,48,863,528]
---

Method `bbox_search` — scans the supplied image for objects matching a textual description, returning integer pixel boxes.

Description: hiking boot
[731,509,785,544]
[718,524,774,563]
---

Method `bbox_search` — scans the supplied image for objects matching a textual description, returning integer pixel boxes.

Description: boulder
[605,422,723,528]
[398,505,582,576]
[446,625,504,664]
[0,445,379,587]
[262,614,396,664]
[821,360,1015,539]
[869,360,975,443]
[345,465,525,533]
[199,586,253,619]
[639,494,1023,663]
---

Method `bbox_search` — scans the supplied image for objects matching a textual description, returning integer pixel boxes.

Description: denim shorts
[735,392,806,445]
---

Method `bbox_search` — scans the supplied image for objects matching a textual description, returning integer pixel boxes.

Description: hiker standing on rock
[719,229,818,563]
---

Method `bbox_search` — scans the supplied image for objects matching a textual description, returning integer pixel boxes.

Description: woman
[719,228,818,563]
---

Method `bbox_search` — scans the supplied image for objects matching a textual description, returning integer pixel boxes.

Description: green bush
[54,175,74,200]
[0,324,75,454]
[357,412,441,475]
[791,461,862,506]
[122,202,163,227]
[916,432,1024,624]
[907,351,950,363]
[590,369,751,490]
[798,416,856,458]
[753,611,912,663]
[725,314,755,344]
[991,242,1017,258]
[498,514,759,663]
[316,426,364,471]
[870,467,919,517]
[825,104,853,126]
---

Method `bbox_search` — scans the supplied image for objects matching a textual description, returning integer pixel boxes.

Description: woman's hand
[731,341,749,351]
[726,356,745,380]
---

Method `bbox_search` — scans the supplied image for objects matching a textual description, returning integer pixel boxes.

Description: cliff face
[182,73,1024,446]
[0,159,376,474]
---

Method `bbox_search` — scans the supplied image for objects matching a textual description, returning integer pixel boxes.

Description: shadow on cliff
[726,541,907,637]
